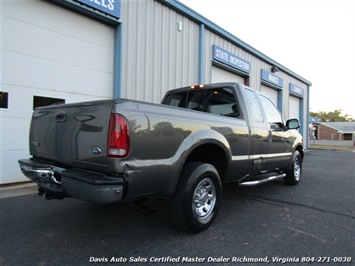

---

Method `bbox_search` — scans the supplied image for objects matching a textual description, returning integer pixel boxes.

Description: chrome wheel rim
[294,157,301,181]
[193,178,216,220]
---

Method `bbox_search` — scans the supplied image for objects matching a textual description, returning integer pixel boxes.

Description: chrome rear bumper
[18,158,125,204]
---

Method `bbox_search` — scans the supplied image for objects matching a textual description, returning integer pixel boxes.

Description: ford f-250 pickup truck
[19,82,303,233]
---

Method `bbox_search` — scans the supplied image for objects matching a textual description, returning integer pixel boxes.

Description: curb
[308,145,354,151]
[0,182,38,199]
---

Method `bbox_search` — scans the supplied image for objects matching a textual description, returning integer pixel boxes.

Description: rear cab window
[163,87,242,118]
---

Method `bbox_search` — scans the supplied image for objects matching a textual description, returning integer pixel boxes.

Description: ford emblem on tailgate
[90,146,102,155]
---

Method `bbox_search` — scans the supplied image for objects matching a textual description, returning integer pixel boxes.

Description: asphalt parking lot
[0,149,354,265]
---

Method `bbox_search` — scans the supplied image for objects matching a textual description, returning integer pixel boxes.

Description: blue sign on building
[289,83,304,97]
[212,45,250,74]
[77,0,120,19]
[261,69,283,88]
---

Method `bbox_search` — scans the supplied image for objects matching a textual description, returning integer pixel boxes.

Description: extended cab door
[259,95,293,171]
[244,89,269,174]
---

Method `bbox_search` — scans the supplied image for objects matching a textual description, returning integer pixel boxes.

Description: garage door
[260,85,278,107]
[289,96,300,121]
[212,66,245,84]
[1,1,115,184]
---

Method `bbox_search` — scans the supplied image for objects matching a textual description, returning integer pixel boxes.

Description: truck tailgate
[29,100,114,169]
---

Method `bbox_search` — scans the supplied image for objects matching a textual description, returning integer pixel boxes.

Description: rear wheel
[170,163,222,233]
[284,151,302,185]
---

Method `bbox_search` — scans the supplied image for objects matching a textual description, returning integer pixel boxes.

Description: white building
[0,0,312,184]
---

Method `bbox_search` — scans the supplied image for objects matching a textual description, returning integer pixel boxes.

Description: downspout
[198,24,205,84]
[113,23,123,98]
[305,85,310,149]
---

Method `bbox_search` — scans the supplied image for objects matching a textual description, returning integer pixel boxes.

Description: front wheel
[284,151,302,185]
[170,163,222,233]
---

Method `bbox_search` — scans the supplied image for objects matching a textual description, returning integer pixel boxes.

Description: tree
[310,109,355,122]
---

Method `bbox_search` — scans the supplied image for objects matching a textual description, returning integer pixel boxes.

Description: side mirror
[286,118,300,130]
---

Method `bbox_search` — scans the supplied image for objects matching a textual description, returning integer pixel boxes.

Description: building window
[33,96,65,110]
[0,92,9,109]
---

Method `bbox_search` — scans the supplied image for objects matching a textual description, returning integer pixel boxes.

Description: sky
[179,0,355,119]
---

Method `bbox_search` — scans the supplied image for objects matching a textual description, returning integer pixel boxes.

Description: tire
[284,151,302,185]
[170,163,222,233]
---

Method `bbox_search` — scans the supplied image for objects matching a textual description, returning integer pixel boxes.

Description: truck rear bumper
[18,159,125,205]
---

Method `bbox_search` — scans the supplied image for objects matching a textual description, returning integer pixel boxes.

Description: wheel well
[296,145,304,160]
[185,144,228,181]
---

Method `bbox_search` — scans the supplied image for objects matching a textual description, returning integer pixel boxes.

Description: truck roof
[165,82,247,94]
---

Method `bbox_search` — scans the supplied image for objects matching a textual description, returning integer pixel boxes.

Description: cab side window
[259,95,284,130]
[244,89,263,123]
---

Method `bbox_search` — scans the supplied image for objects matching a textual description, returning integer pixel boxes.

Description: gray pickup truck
[19,82,303,233]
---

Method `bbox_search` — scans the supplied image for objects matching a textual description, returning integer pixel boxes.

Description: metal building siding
[204,28,309,88]
[204,28,305,86]
[120,0,199,103]
[204,30,256,84]
[204,31,227,83]
[203,27,309,140]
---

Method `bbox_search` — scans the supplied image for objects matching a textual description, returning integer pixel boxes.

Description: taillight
[108,114,130,158]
